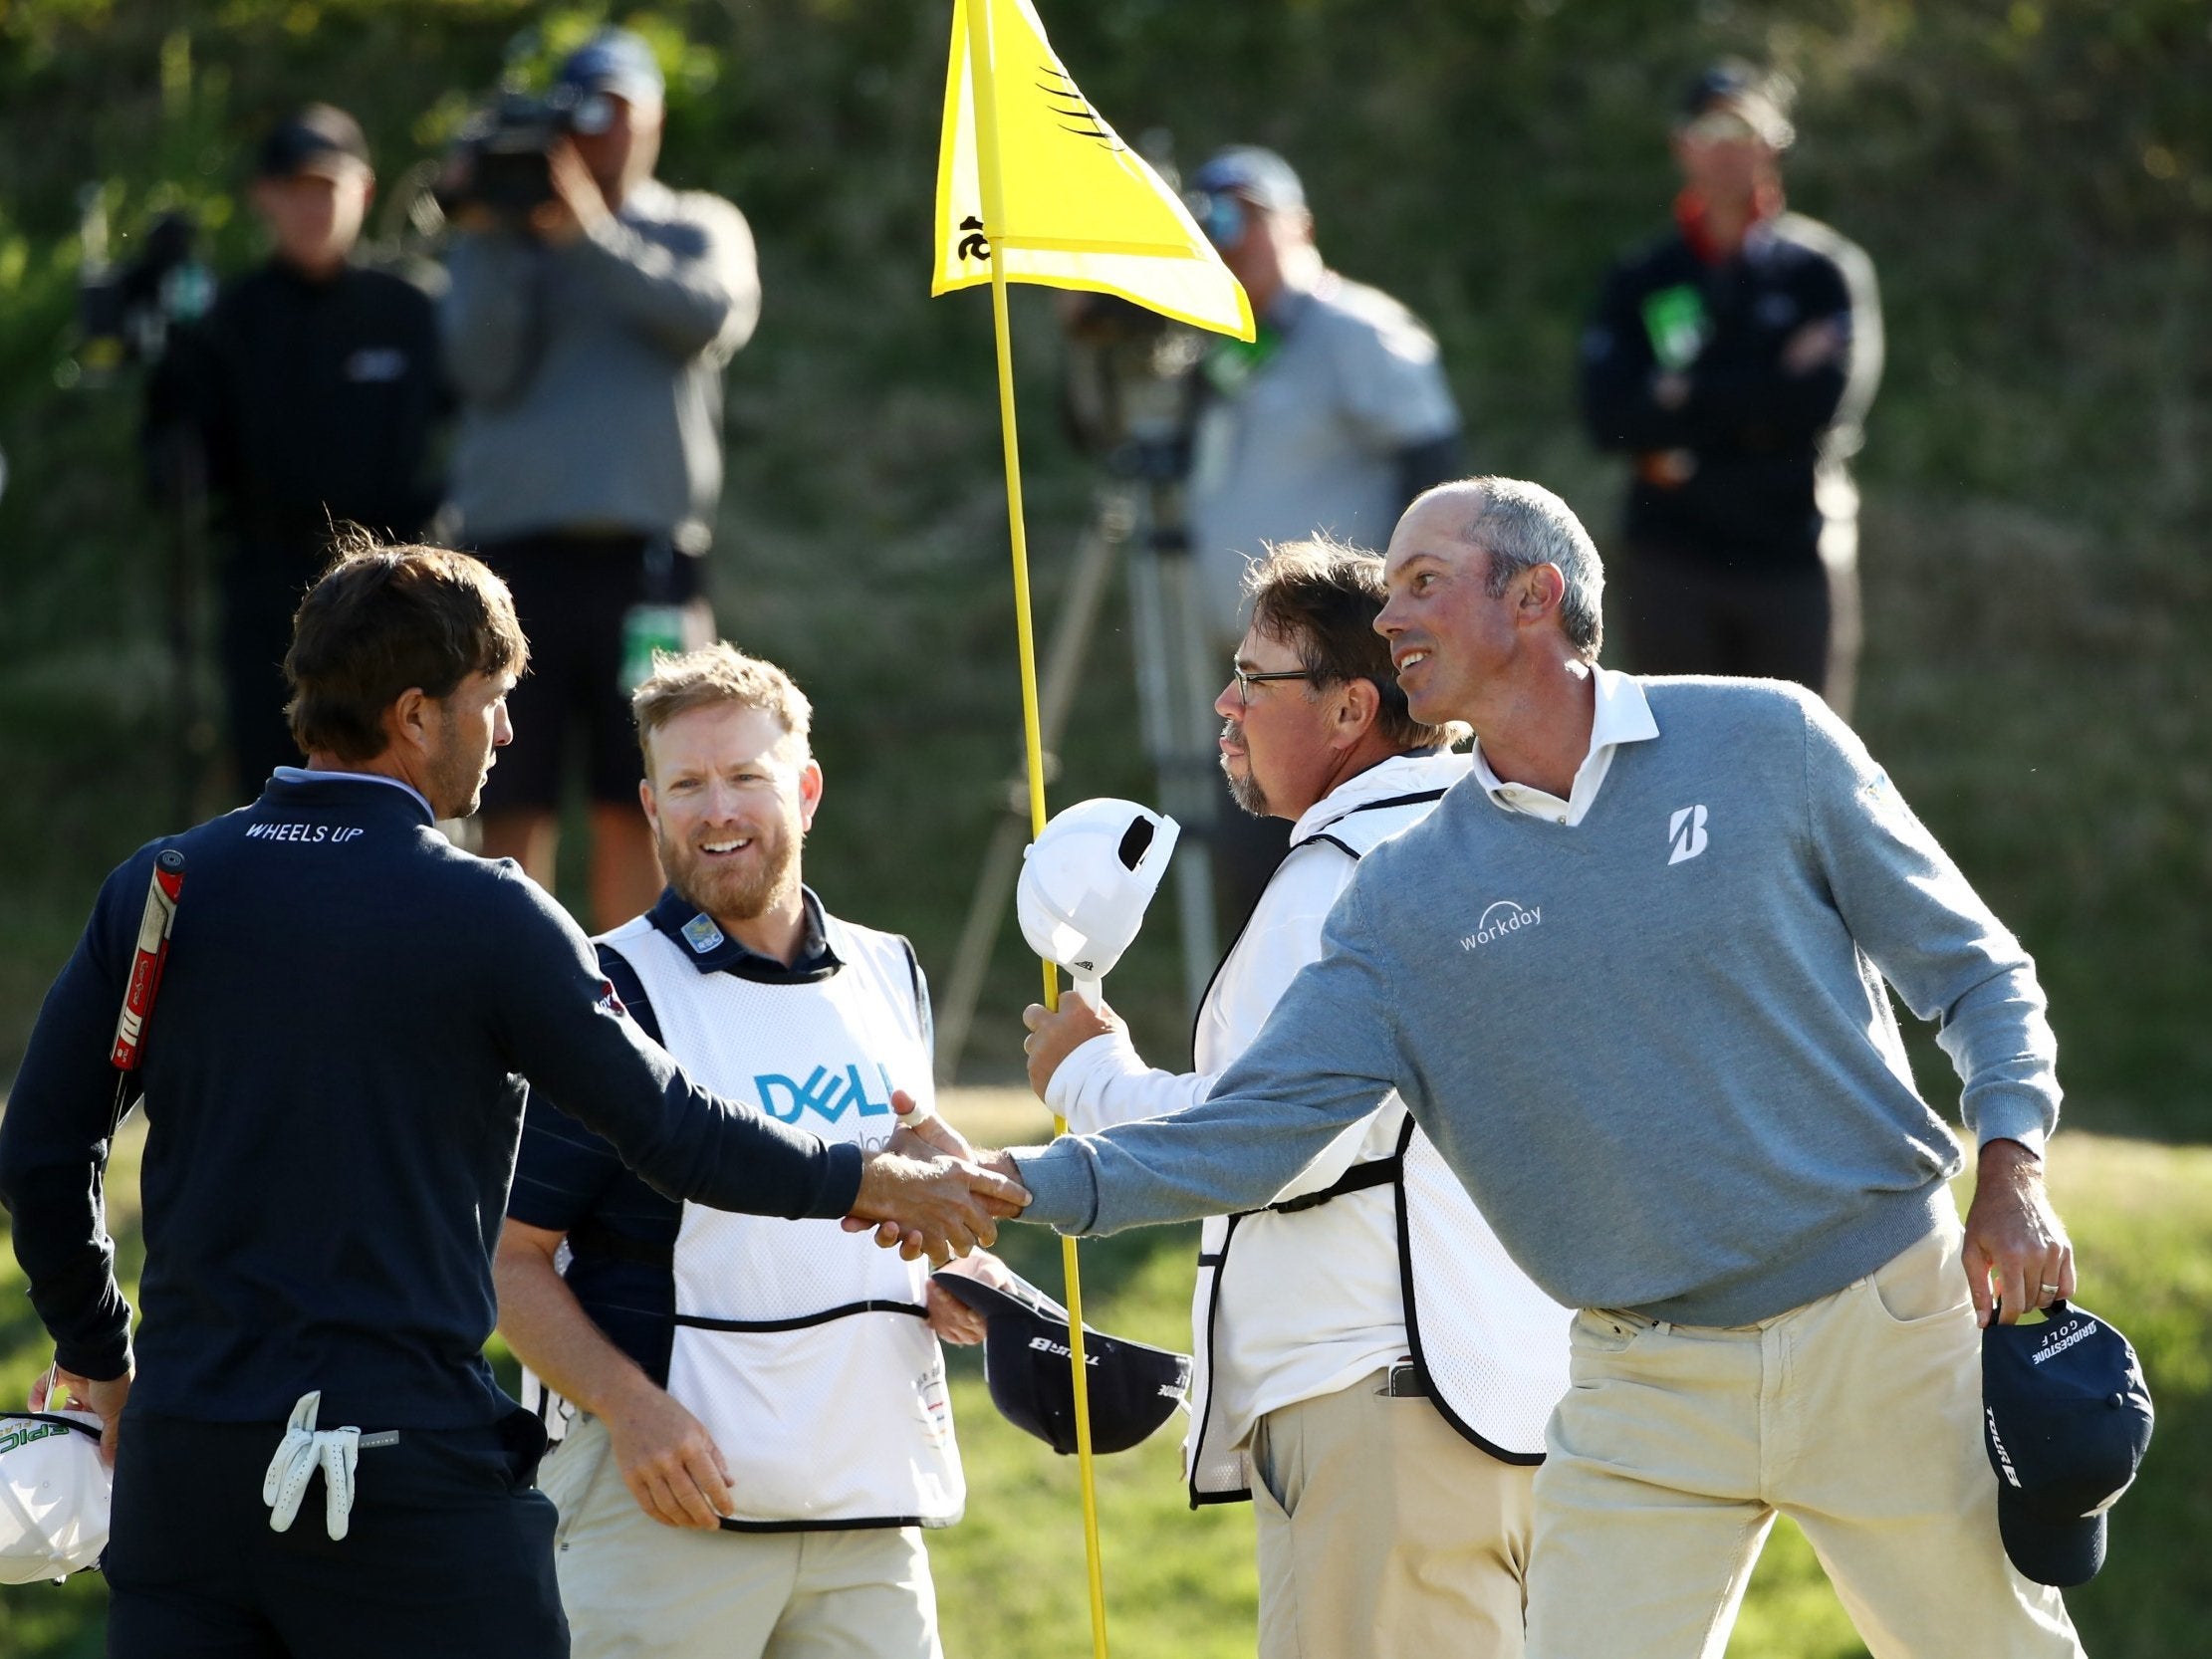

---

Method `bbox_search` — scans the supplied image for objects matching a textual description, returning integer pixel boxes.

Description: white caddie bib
[603,912,963,1530]
[1183,790,1574,1504]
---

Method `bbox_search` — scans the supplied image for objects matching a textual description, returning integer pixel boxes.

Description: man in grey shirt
[1182,146,1464,921]
[986,479,2085,1656]
[442,28,759,929]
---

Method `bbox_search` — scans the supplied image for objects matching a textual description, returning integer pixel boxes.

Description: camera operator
[441,28,760,928]
[158,106,447,797]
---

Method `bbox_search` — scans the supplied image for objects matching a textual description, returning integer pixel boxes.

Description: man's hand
[887,1088,976,1162]
[33,1363,130,1468]
[1963,1137,2075,1327]
[848,1152,1030,1267]
[925,1251,1016,1345]
[602,1376,733,1530]
[530,138,613,246]
[1021,994,1114,1100]
[1781,316,1846,375]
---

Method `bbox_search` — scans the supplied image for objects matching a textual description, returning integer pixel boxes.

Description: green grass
[5,1114,2203,1657]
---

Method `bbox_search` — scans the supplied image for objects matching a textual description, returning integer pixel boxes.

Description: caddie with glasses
[1021,538,1570,1659]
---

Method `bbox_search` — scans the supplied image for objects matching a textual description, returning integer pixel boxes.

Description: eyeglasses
[1231,665,1321,707]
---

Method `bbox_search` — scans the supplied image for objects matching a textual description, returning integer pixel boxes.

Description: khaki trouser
[1250,1368,1538,1659]
[540,1413,941,1659]
[1527,1216,2084,1659]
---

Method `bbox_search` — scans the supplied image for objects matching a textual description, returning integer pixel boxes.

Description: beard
[1219,720,1270,817]
[658,814,801,923]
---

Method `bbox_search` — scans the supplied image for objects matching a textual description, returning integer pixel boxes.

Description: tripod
[933,470,1223,1083]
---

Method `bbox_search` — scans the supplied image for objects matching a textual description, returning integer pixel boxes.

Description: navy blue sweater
[0,774,862,1430]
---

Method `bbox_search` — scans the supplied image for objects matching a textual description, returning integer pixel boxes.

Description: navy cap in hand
[1982,1299,2153,1587]
[933,1269,1190,1457]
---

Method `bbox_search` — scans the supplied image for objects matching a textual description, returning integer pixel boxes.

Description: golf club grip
[109,848,186,1070]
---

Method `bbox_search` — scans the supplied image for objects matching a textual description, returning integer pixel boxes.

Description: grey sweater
[1013,680,2060,1327]
[442,177,760,552]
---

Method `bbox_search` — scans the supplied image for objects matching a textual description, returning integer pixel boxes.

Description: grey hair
[1419,477,1605,662]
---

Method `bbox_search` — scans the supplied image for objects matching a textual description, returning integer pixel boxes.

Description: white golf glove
[262,1391,361,1540]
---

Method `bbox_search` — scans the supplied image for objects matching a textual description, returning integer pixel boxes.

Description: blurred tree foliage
[0,0,2206,1130]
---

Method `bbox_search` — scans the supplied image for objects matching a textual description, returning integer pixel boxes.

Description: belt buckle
[1379,1360,1426,1399]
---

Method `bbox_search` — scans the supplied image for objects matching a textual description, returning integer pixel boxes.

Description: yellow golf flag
[933,0,1255,341]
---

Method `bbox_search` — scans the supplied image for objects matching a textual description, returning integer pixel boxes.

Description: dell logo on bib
[1668,805,1709,865]
[756,1063,896,1124]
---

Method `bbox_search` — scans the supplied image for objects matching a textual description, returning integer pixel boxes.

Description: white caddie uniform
[524,903,960,1659]
[1048,750,1572,1658]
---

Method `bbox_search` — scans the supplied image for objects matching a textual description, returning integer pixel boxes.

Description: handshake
[843,1091,1030,1265]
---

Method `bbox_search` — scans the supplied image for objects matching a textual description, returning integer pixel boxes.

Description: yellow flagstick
[961,3,1112,1656]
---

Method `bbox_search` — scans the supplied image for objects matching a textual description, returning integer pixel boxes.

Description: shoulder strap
[895,934,931,1040]
[596,942,664,1046]
[1290,787,1450,860]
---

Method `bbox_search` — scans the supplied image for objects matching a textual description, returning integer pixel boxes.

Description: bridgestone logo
[2031,1318,2097,1364]
[1462,900,1541,951]
[1028,1335,1100,1366]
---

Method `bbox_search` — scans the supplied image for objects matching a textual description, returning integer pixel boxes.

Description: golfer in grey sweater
[998,480,2085,1657]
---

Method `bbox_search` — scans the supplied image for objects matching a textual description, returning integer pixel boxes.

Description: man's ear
[637,773,659,834]
[1519,564,1568,627]
[1331,676,1382,750]
[797,757,825,833]
[382,686,434,758]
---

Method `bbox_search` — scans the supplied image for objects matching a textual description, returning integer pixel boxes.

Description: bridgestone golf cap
[934,1270,1191,1456]
[0,1412,110,1584]
[1982,1299,2153,1587]
[1017,799,1179,984]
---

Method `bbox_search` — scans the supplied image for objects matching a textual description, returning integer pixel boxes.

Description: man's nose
[1374,594,1403,637]
[1213,677,1242,720]
[493,702,515,747]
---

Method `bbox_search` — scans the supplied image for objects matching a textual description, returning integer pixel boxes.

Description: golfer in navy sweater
[993,480,2085,1657]
[0,541,1021,1658]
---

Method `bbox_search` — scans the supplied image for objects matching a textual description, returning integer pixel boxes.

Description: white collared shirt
[1470,666,1659,827]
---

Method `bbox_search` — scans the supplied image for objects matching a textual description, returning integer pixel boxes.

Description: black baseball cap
[256,105,370,179]
[1982,1299,2154,1587]
[933,1269,1191,1456]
